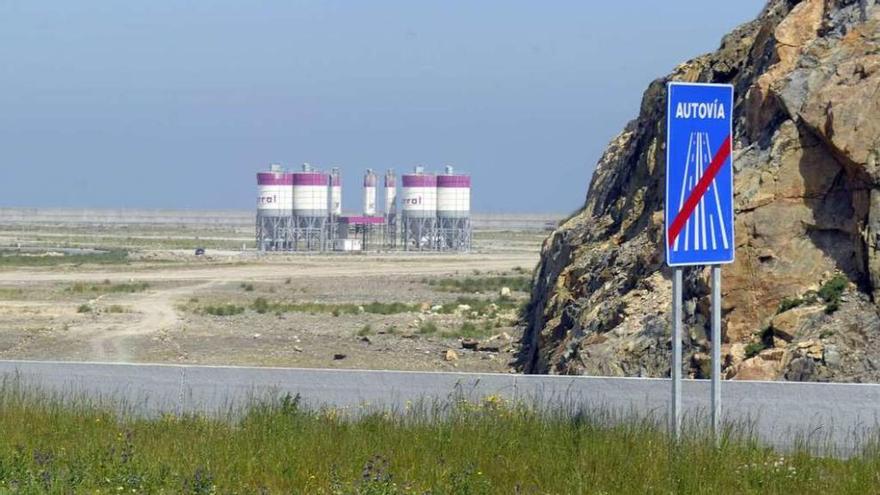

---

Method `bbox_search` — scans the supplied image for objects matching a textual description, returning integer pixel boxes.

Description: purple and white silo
[329,167,342,217]
[436,165,472,251]
[256,164,294,251]
[291,163,329,251]
[437,167,471,218]
[383,169,398,248]
[257,165,294,216]
[292,164,329,217]
[363,169,377,216]
[401,168,437,218]
[384,169,397,217]
[401,166,438,250]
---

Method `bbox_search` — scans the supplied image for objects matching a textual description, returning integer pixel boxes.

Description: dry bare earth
[0,245,540,371]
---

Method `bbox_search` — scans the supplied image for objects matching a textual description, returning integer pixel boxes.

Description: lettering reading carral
[674,100,726,120]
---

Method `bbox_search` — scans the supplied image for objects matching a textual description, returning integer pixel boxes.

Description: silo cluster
[254,163,470,252]
[400,166,471,251]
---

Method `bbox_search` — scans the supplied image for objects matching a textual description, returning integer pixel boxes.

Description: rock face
[519,0,880,382]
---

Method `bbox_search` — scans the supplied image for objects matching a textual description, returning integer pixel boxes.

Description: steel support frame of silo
[328,214,339,249]
[358,223,380,252]
[384,213,398,249]
[292,215,327,252]
[402,215,436,252]
[256,213,293,251]
[437,216,471,252]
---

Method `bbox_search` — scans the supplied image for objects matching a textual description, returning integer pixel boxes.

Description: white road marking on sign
[673,131,731,253]
[710,213,717,250]
[684,176,692,251]
[695,133,703,251]
[699,135,708,250]
[706,133,729,250]
[674,132,695,252]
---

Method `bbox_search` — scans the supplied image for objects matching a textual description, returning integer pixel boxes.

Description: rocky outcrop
[519,0,880,382]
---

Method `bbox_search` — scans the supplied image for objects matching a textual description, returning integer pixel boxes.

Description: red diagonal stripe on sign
[667,134,732,247]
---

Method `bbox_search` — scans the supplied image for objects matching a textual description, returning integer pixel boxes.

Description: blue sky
[0,1,765,213]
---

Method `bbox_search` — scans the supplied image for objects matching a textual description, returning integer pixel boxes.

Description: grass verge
[0,389,877,493]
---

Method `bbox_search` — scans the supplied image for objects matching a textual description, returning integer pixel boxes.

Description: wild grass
[819,274,848,314]
[417,321,438,335]
[425,275,531,293]
[68,280,150,294]
[250,298,420,316]
[434,296,521,315]
[0,389,877,493]
[777,296,805,314]
[0,249,129,267]
[444,321,493,339]
[0,288,24,299]
[203,304,246,317]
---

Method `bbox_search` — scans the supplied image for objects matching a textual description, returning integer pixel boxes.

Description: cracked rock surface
[519,0,880,382]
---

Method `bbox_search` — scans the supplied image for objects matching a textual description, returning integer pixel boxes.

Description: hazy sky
[0,1,766,214]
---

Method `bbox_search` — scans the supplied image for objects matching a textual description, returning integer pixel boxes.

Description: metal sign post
[711,265,722,438]
[665,82,734,441]
[671,268,683,438]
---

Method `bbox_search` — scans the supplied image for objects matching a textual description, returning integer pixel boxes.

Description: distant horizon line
[0,205,570,216]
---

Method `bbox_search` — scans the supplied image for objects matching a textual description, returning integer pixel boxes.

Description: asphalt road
[1,360,877,455]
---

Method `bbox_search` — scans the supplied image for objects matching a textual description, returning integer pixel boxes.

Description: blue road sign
[665,82,734,267]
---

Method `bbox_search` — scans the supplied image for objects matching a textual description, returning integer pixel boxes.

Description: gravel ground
[0,226,543,372]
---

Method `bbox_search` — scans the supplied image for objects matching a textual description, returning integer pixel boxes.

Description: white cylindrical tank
[329,167,342,216]
[384,169,397,215]
[401,167,437,218]
[437,165,471,218]
[363,169,377,216]
[292,164,329,216]
[257,164,293,217]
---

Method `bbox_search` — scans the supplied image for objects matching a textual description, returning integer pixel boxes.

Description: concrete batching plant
[255,163,470,253]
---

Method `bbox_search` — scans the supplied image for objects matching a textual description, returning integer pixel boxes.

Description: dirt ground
[0,224,545,372]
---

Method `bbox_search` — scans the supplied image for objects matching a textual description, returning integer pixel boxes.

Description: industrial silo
[291,163,329,251]
[401,166,437,251]
[437,165,472,251]
[328,167,342,245]
[384,169,398,248]
[256,164,293,251]
[329,167,342,217]
[363,169,377,216]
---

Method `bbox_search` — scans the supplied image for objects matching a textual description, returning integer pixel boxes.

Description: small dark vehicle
[194,247,206,256]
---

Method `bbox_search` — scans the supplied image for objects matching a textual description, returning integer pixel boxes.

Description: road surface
[1,359,877,456]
